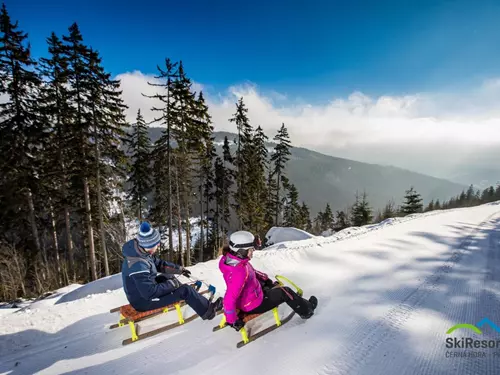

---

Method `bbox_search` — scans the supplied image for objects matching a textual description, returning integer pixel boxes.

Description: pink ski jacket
[219,252,267,324]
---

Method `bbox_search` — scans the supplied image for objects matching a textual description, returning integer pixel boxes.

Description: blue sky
[8,0,500,101]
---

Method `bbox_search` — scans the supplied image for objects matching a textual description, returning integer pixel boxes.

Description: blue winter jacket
[121,239,183,310]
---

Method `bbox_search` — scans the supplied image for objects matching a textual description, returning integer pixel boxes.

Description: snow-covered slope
[2,203,500,375]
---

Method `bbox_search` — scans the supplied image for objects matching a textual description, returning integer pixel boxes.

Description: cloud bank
[116,71,500,179]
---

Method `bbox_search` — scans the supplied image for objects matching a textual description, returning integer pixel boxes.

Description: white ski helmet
[229,230,255,257]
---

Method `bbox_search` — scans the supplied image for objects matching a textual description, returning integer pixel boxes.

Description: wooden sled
[109,282,211,345]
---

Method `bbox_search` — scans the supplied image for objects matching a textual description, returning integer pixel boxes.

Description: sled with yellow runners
[109,281,218,345]
[212,275,304,348]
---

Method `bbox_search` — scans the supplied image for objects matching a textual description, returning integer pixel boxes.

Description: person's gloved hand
[228,319,245,331]
[181,267,191,278]
[167,277,182,289]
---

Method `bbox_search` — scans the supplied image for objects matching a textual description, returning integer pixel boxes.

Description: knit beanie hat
[137,222,161,249]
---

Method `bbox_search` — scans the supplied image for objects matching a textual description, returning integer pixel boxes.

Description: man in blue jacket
[121,221,222,320]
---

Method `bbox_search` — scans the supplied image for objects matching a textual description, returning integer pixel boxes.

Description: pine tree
[283,182,301,227]
[321,203,334,232]
[401,186,423,215]
[382,199,396,219]
[145,58,179,261]
[435,199,441,210]
[0,3,44,286]
[229,97,252,229]
[299,202,312,232]
[125,109,152,221]
[313,211,323,235]
[425,199,435,212]
[61,22,100,280]
[244,125,268,235]
[334,210,350,231]
[221,136,235,237]
[170,62,202,263]
[87,48,128,276]
[270,123,292,226]
[351,191,373,226]
[265,167,278,229]
[466,184,475,205]
[37,31,74,281]
[195,92,215,260]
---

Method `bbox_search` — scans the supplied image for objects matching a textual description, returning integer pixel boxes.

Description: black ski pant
[244,286,311,317]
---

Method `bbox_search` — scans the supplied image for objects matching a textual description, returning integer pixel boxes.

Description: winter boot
[298,296,317,319]
[309,296,318,311]
[201,297,223,320]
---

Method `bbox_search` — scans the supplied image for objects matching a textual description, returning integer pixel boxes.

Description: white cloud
[115,70,500,178]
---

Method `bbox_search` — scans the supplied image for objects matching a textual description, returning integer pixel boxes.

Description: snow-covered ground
[2,202,500,375]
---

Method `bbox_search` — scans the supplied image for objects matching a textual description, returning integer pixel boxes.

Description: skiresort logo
[446,318,500,335]
[445,318,500,358]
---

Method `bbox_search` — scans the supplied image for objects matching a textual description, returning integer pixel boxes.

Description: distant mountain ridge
[146,127,467,216]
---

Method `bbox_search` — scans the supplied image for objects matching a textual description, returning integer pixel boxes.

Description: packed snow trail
[1,203,500,375]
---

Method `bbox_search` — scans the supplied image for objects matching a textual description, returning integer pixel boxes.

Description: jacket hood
[219,252,249,273]
[122,239,147,258]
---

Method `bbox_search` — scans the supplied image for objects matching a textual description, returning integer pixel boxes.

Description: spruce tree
[37,31,75,280]
[435,199,441,210]
[283,182,301,227]
[299,202,312,232]
[270,123,292,226]
[193,91,215,261]
[382,199,396,219]
[87,48,128,276]
[221,136,235,236]
[401,186,423,215]
[229,97,252,229]
[145,58,179,260]
[351,191,373,226]
[244,125,268,235]
[0,3,43,284]
[61,22,101,280]
[466,185,474,203]
[125,109,152,221]
[313,211,323,234]
[321,203,334,232]
[334,210,350,231]
[425,199,435,212]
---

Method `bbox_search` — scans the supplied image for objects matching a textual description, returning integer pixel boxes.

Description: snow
[55,275,123,304]
[1,202,500,375]
[265,226,316,246]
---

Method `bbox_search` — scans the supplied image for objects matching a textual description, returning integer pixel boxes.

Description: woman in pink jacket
[219,231,317,331]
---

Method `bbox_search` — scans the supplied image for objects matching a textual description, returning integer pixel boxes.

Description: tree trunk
[275,172,281,226]
[199,183,204,263]
[214,189,220,259]
[93,123,109,276]
[49,199,62,286]
[174,159,183,266]
[167,88,174,262]
[26,188,41,254]
[185,203,191,266]
[83,177,97,281]
[119,200,127,242]
[64,205,75,282]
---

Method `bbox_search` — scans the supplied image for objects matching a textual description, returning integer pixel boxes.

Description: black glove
[167,277,182,289]
[181,268,191,278]
[228,319,245,331]
[155,274,168,283]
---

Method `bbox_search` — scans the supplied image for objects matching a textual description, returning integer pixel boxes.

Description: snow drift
[264,226,316,246]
